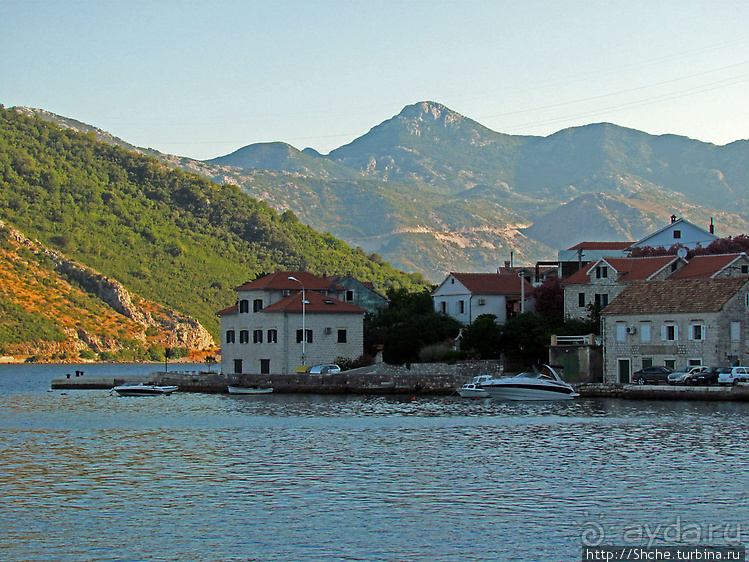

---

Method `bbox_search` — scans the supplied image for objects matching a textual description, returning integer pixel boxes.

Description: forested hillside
[0,106,425,354]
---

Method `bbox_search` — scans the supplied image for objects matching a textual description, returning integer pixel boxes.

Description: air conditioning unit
[324,327,333,334]
[626,326,637,335]
[478,298,486,305]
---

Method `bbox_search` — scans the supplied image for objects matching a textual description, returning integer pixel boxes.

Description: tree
[533,277,564,319]
[500,312,553,369]
[367,286,462,364]
[459,314,502,359]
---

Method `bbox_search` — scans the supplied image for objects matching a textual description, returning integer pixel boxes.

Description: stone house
[561,256,686,320]
[600,278,749,383]
[431,272,534,325]
[328,275,389,314]
[218,271,366,375]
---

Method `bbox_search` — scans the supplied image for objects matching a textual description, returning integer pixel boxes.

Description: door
[233,359,243,374]
[558,355,580,382]
[260,359,270,375]
[618,359,630,384]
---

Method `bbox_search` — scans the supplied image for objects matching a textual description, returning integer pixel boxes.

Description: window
[673,230,681,239]
[345,290,354,301]
[731,321,741,342]
[616,324,627,342]
[440,301,447,314]
[267,329,278,343]
[260,359,270,374]
[642,358,653,369]
[226,330,236,344]
[662,324,678,341]
[596,266,608,279]
[253,329,263,343]
[239,300,249,313]
[337,329,347,343]
[296,329,313,343]
[459,300,465,314]
[688,358,702,367]
[671,262,678,272]
[239,330,249,344]
[253,299,263,312]
[233,359,243,374]
[742,265,749,274]
[640,324,652,342]
[690,324,705,341]
[594,293,609,308]
[578,293,585,308]
[665,359,677,369]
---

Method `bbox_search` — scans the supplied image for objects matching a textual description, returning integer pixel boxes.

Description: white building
[218,271,366,375]
[431,272,534,325]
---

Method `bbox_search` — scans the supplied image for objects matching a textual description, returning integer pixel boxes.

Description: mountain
[0,107,425,361]
[16,102,749,281]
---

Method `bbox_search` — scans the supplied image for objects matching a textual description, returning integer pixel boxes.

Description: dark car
[632,366,674,385]
[688,367,720,386]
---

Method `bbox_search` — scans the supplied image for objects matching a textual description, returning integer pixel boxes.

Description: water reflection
[1,366,749,561]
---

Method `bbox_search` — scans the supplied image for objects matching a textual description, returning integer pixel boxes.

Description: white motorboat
[458,375,493,398]
[481,365,578,401]
[227,385,274,395]
[111,383,179,396]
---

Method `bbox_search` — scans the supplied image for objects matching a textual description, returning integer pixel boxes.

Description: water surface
[1,364,747,561]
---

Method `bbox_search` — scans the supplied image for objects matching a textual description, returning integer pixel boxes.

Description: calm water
[1,364,748,561]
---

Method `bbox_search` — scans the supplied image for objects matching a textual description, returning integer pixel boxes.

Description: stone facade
[600,278,749,383]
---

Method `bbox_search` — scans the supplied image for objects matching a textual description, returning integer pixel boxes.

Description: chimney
[504,260,511,272]
[710,218,714,234]
[671,214,677,223]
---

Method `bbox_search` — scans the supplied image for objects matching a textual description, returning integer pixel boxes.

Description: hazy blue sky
[2,0,748,160]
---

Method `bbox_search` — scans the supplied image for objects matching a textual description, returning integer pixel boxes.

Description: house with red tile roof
[561,256,686,320]
[600,278,749,383]
[218,271,366,375]
[431,272,535,325]
[667,253,749,280]
[557,217,719,278]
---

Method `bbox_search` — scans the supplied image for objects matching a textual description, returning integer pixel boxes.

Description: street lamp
[288,276,306,366]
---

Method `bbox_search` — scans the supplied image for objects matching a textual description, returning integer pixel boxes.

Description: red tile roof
[234,271,342,292]
[601,278,749,315]
[450,273,533,296]
[561,256,677,284]
[216,303,238,316]
[262,290,366,314]
[667,254,745,280]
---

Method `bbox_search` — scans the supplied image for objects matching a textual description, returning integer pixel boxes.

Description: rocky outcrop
[1,219,215,350]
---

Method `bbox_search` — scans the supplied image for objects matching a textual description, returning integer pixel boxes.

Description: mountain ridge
[14,101,749,281]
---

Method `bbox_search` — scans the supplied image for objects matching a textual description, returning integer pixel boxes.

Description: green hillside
[0,106,426,338]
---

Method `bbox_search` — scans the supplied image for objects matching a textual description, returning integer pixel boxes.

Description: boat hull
[482,383,578,401]
[227,386,273,395]
[112,384,178,396]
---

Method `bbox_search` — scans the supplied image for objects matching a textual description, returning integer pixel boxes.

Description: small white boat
[458,375,494,398]
[481,365,578,401]
[112,383,179,396]
[227,385,274,395]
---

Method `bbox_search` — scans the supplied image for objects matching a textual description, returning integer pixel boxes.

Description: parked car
[633,366,674,385]
[688,367,720,386]
[717,366,749,386]
[308,364,342,374]
[667,366,709,386]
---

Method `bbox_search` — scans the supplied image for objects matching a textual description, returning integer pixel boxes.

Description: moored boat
[481,365,578,401]
[111,383,179,396]
[227,385,274,395]
[457,375,494,398]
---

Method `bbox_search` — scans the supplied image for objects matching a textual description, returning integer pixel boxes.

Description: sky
[2,0,749,160]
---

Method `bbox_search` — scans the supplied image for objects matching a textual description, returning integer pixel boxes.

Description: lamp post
[288,276,306,366]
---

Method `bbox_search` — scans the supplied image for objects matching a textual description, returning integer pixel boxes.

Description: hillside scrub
[0,107,426,338]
